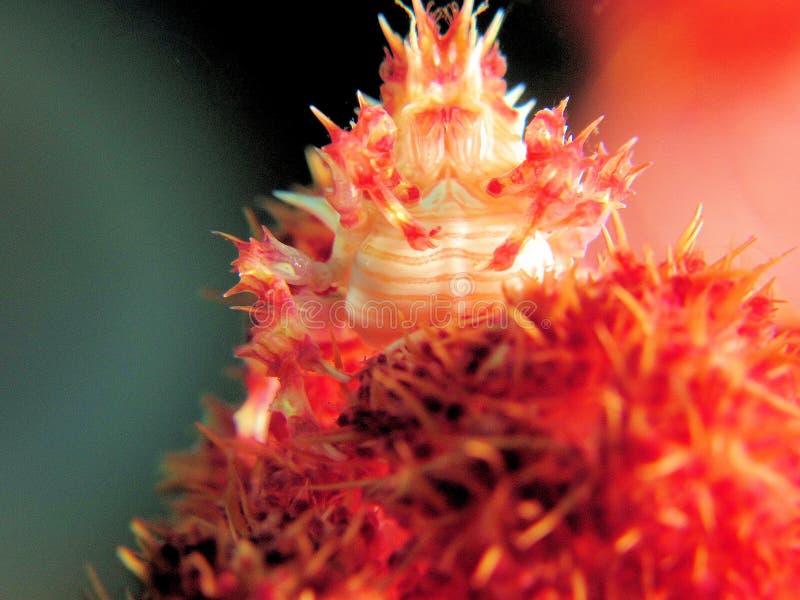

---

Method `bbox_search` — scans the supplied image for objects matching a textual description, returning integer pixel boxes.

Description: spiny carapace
[223,0,646,420]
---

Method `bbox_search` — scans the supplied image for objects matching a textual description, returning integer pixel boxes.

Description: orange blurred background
[571,0,800,320]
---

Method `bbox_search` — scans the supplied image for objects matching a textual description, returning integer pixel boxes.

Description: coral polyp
[116,2,800,600]
[120,216,800,598]
[339,219,800,597]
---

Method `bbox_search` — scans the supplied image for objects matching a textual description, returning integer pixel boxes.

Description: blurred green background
[0,1,584,597]
[0,2,249,598]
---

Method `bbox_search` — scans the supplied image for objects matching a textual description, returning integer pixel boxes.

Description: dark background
[114,0,590,191]
[0,1,587,598]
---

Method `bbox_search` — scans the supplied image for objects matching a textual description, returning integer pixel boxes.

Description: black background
[116,0,589,193]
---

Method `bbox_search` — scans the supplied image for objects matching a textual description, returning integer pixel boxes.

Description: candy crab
[116,2,800,599]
